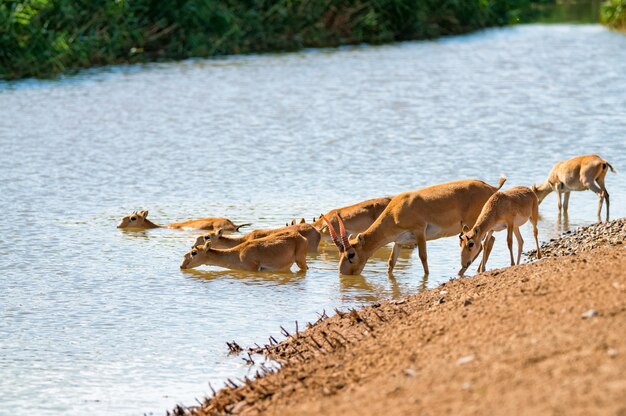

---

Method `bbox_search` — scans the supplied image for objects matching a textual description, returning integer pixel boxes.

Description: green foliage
[0,0,551,80]
[602,0,626,29]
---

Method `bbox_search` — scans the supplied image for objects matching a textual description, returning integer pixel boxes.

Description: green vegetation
[602,0,626,29]
[1,0,551,80]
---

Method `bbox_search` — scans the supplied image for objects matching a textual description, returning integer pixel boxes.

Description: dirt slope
[178,224,626,416]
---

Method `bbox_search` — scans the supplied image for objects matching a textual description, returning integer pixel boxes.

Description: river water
[1,24,625,415]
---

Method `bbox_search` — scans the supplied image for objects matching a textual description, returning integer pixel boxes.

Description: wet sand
[177,219,626,416]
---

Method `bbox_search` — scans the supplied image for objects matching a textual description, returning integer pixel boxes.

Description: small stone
[607,348,618,357]
[404,368,417,377]
[437,297,446,305]
[581,309,598,319]
[463,298,472,306]
[457,355,475,365]
[461,381,472,390]
[440,290,448,295]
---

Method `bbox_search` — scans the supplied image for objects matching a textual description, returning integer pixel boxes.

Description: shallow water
[1,24,625,415]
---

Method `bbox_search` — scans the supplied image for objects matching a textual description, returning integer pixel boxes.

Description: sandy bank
[176,219,626,416]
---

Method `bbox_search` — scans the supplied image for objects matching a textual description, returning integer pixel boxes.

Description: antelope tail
[235,223,252,231]
[495,176,507,191]
[605,161,617,173]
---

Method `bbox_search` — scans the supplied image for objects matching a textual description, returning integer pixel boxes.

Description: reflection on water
[1,24,626,416]
[537,0,603,23]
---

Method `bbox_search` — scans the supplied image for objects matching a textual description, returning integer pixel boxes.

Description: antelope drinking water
[180,231,309,272]
[459,186,541,275]
[324,178,506,275]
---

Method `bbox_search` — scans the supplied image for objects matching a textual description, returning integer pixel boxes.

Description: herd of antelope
[117,154,616,276]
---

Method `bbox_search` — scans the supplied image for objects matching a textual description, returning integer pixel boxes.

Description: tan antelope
[459,186,541,275]
[117,210,250,231]
[193,223,321,253]
[312,197,392,238]
[532,154,616,221]
[323,178,506,275]
[180,231,308,272]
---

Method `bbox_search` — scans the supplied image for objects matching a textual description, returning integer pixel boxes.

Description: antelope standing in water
[308,197,392,238]
[324,178,506,275]
[180,231,308,272]
[193,223,321,253]
[459,186,541,275]
[117,210,250,231]
[532,154,616,221]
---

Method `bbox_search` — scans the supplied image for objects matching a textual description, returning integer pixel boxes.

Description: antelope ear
[462,225,469,233]
[139,210,148,218]
[312,217,317,223]
[216,229,223,237]
[351,233,363,245]
[202,241,211,251]
[300,218,306,224]
[473,227,478,234]
[532,183,537,192]
[459,233,464,239]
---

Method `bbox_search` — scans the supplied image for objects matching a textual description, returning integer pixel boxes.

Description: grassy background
[602,0,626,29]
[1,0,556,80]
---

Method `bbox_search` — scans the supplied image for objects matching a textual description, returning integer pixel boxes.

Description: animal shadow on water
[557,211,571,232]
[339,273,402,302]
[318,243,414,274]
[180,267,306,286]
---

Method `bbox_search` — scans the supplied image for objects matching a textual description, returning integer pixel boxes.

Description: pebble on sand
[581,309,598,319]
[457,355,475,365]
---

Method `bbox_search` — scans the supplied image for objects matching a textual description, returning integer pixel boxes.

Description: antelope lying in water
[180,231,308,272]
[532,154,616,221]
[193,223,321,253]
[324,178,506,275]
[117,210,250,231]
[459,186,541,275]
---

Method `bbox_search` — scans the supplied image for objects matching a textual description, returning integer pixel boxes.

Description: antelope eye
[191,250,197,256]
[469,242,474,248]
[347,252,355,259]
[130,216,137,221]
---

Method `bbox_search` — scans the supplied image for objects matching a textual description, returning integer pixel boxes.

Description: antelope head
[459,224,481,273]
[117,210,149,228]
[322,214,366,275]
[193,229,223,247]
[531,182,552,205]
[180,242,211,269]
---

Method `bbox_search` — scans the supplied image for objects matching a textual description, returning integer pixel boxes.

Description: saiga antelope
[312,197,392,238]
[193,223,321,253]
[459,186,541,275]
[323,178,506,275]
[532,154,616,221]
[117,210,250,231]
[180,231,308,272]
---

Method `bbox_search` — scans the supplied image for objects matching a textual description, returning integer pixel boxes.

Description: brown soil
[177,225,626,416]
